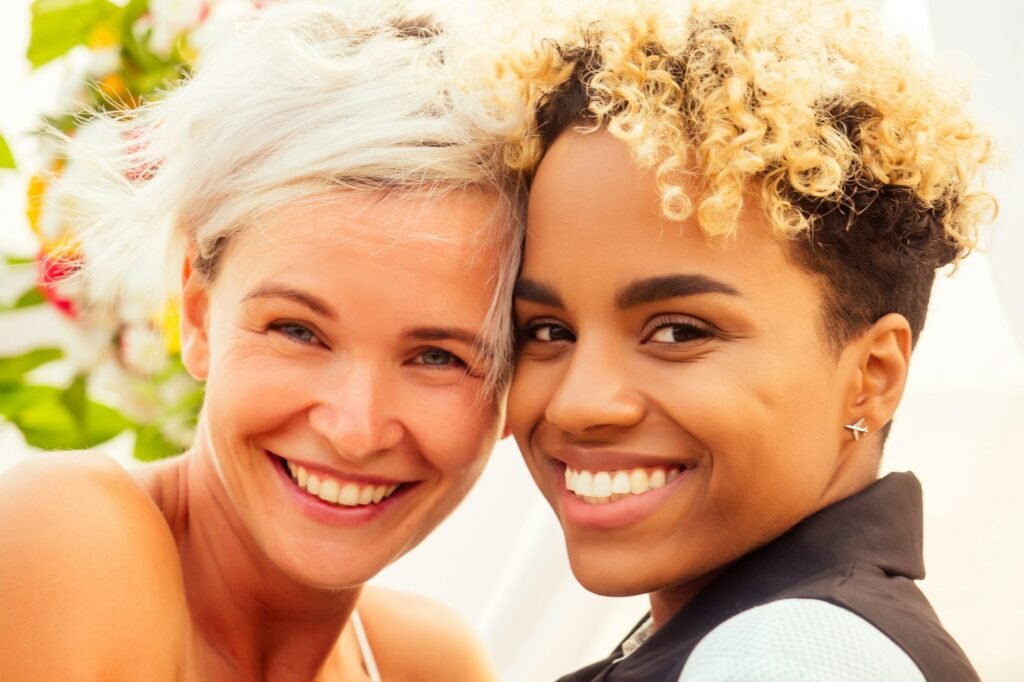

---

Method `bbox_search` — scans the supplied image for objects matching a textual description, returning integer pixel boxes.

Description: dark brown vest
[557,473,979,682]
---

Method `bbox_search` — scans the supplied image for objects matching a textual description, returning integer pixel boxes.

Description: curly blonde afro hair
[498,0,997,348]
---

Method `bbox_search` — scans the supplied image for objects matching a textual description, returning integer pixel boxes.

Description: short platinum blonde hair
[64,2,524,390]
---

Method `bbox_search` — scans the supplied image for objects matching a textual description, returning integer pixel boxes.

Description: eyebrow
[242,284,336,318]
[513,279,564,308]
[616,275,742,309]
[404,326,496,360]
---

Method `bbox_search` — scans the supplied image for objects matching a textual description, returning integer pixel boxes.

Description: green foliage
[4,255,36,267]
[0,381,132,450]
[0,348,64,385]
[0,287,47,313]
[133,424,181,461]
[27,0,123,69]
[0,134,15,169]
[0,352,132,450]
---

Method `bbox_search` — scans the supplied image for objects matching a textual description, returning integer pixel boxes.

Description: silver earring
[844,418,869,441]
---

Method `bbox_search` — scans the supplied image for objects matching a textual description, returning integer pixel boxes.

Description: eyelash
[269,321,322,346]
[269,322,471,372]
[641,315,716,344]
[410,347,470,372]
[518,319,576,345]
[518,316,716,345]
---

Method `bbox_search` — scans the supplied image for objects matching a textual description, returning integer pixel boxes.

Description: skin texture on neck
[139,435,364,681]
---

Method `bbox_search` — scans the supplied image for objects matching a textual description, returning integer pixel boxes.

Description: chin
[565,543,663,598]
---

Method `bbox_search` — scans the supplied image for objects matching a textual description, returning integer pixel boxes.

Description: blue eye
[269,321,320,345]
[413,348,465,369]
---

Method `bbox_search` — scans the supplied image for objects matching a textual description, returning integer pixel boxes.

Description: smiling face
[181,189,505,589]
[509,129,882,616]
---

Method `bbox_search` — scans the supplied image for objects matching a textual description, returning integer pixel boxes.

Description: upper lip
[269,451,411,486]
[547,447,695,472]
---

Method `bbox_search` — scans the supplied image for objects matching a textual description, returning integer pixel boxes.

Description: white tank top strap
[351,609,382,682]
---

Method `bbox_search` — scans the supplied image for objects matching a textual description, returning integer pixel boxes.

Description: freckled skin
[509,130,906,625]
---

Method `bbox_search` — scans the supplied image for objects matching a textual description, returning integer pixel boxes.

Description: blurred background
[1,0,1021,680]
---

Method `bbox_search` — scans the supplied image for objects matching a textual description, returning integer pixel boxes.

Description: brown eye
[528,323,575,343]
[648,323,709,343]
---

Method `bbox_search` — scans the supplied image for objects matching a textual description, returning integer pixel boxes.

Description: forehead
[224,189,500,280]
[524,129,806,300]
[215,190,503,328]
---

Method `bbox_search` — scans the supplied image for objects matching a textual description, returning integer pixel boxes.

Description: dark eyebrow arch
[404,326,496,360]
[242,284,336,319]
[616,274,742,309]
[513,278,564,308]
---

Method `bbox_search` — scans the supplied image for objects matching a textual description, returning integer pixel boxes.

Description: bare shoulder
[359,585,497,682]
[0,452,187,681]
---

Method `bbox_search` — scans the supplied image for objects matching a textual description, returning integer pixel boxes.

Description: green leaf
[27,0,122,69]
[0,286,47,313]
[0,134,15,169]
[14,287,46,309]
[133,424,181,462]
[0,382,131,450]
[4,255,36,266]
[60,374,88,429]
[0,348,64,385]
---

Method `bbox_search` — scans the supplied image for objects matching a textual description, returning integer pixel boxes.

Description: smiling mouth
[564,464,684,505]
[276,456,402,507]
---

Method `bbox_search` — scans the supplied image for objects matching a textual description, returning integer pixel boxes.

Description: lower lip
[267,451,412,527]
[553,461,691,531]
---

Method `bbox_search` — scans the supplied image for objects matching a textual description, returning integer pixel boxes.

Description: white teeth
[650,469,666,489]
[564,464,684,505]
[575,470,594,496]
[283,459,401,507]
[319,478,340,504]
[338,484,359,506]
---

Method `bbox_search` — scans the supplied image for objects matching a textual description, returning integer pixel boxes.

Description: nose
[308,361,404,462]
[543,340,646,435]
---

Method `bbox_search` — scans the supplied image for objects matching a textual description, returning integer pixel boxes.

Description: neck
[171,441,362,681]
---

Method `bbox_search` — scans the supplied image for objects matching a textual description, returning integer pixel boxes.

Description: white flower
[147,0,208,58]
[0,262,38,308]
[120,323,170,376]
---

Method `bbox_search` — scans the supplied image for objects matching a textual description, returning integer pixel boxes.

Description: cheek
[662,347,841,512]
[403,388,501,477]
[506,359,556,444]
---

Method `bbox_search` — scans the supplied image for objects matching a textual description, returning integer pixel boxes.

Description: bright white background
[1,1,1022,680]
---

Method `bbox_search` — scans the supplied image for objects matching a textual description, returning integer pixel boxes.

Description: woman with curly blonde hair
[503,0,994,679]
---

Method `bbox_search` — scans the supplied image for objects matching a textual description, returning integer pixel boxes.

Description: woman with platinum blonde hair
[0,3,520,681]
[502,0,994,679]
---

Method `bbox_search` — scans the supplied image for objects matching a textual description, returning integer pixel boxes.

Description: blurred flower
[119,323,170,376]
[148,0,210,58]
[37,248,83,319]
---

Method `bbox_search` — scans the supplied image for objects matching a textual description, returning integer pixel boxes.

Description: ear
[842,313,913,439]
[180,247,211,381]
